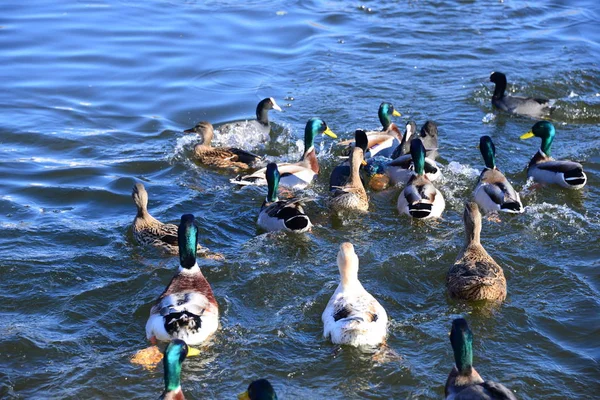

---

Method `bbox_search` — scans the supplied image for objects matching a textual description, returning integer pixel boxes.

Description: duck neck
[464,215,481,246]
[302,147,319,173]
[379,109,392,130]
[493,75,506,99]
[349,147,363,186]
[256,100,270,126]
[202,128,214,147]
[266,173,279,203]
[340,267,359,289]
[540,135,554,156]
[453,335,474,376]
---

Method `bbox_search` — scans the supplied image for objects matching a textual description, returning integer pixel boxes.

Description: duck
[231,118,337,189]
[397,139,445,219]
[338,102,402,159]
[445,318,517,400]
[473,136,524,214]
[257,163,312,233]
[447,202,507,302]
[131,183,214,257]
[160,339,200,400]
[329,130,369,212]
[217,97,282,140]
[490,71,554,118]
[183,121,262,171]
[238,379,278,400]
[520,121,587,189]
[322,242,388,347]
[146,214,219,345]
[329,129,369,191]
[384,121,441,185]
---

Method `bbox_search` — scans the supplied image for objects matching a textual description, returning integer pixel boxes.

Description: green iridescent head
[163,339,190,393]
[450,318,474,374]
[410,138,426,176]
[178,214,199,268]
[520,121,555,155]
[303,118,337,153]
[378,102,401,129]
[265,163,280,203]
[479,136,496,169]
[238,379,278,400]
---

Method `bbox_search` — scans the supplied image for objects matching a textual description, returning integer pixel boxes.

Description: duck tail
[284,214,311,232]
[500,201,524,213]
[408,202,432,219]
[564,168,587,187]
[163,311,202,335]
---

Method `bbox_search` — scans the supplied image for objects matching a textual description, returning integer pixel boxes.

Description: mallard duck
[257,163,312,233]
[217,97,282,139]
[132,183,213,256]
[520,121,587,189]
[473,136,523,214]
[397,139,445,219]
[447,202,507,301]
[445,318,517,400]
[238,379,278,400]
[329,130,369,212]
[160,339,200,400]
[338,102,402,159]
[390,120,417,159]
[322,242,388,347]
[231,118,337,189]
[490,71,554,118]
[183,121,262,170]
[146,214,219,345]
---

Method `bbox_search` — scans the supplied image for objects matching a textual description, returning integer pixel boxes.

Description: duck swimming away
[490,71,554,118]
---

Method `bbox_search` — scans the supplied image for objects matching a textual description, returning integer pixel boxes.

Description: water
[1,0,599,398]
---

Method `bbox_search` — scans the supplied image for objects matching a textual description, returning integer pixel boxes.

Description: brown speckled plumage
[447,202,507,302]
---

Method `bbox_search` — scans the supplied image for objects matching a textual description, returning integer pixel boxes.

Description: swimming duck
[322,242,388,347]
[146,214,219,345]
[329,129,369,191]
[490,71,554,118]
[231,118,337,189]
[397,139,445,219]
[217,97,282,139]
[447,202,507,301]
[329,130,369,212]
[390,120,417,159]
[160,339,200,400]
[257,163,312,233]
[473,136,524,214]
[238,379,278,400]
[131,183,213,256]
[184,121,262,171]
[338,102,402,159]
[445,318,517,400]
[520,121,587,189]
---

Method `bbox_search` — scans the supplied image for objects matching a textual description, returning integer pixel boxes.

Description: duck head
[490,71,507,98]
[520,121,555,156]
[238,379,278,400]
[479,136,496,169]
[378,102,401,130]
[265,163,280,203]
[410,138,426,176]
[162,339,200,396]
[184,121,214,146]
[303,118,337,154]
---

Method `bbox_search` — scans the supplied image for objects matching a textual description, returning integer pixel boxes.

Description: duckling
[445,318,517,400]
[238,379,278,400]
[490,71,554,118]
[160,339,199,400]
[329,130,369,212]
[131,183,213,257]
[473,136,524,214]
[184,121,262,170]
[146,214,219,345]
[520,121,587,189]
[397,139,445,219]
[217,97,282,139]
[447,202,507,302]
[231,118,337,189]
[257,163,312,233]
[322,242,388,347]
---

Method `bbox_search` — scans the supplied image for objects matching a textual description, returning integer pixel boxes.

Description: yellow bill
[238,390,250,400]
[187,347,201,357]
[392,109,401,117]
[361,159,368,166]
[520,131,535,140]
[323,127,337,139]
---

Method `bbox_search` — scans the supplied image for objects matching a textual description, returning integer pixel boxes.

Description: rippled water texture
[1,0,599,398]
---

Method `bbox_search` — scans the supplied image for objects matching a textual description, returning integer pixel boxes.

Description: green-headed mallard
[217,97,282,139]
[490,71,554,118]
[447,202,507,301]
[160,339,200,400]
[473,136,523,214]
[146,214,219,345]
[329,130,369,212]
[322,242,388,347]
[257,163,312,233]
[520,121,587,189]
[184,121,263,171]
[131,183,213,256]
[238,379,278,400]
[445,318,517,400]
[231,118,337,189]
[397,139,445,219]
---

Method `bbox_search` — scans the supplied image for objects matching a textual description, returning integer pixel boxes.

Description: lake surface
[1,0,599,398]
